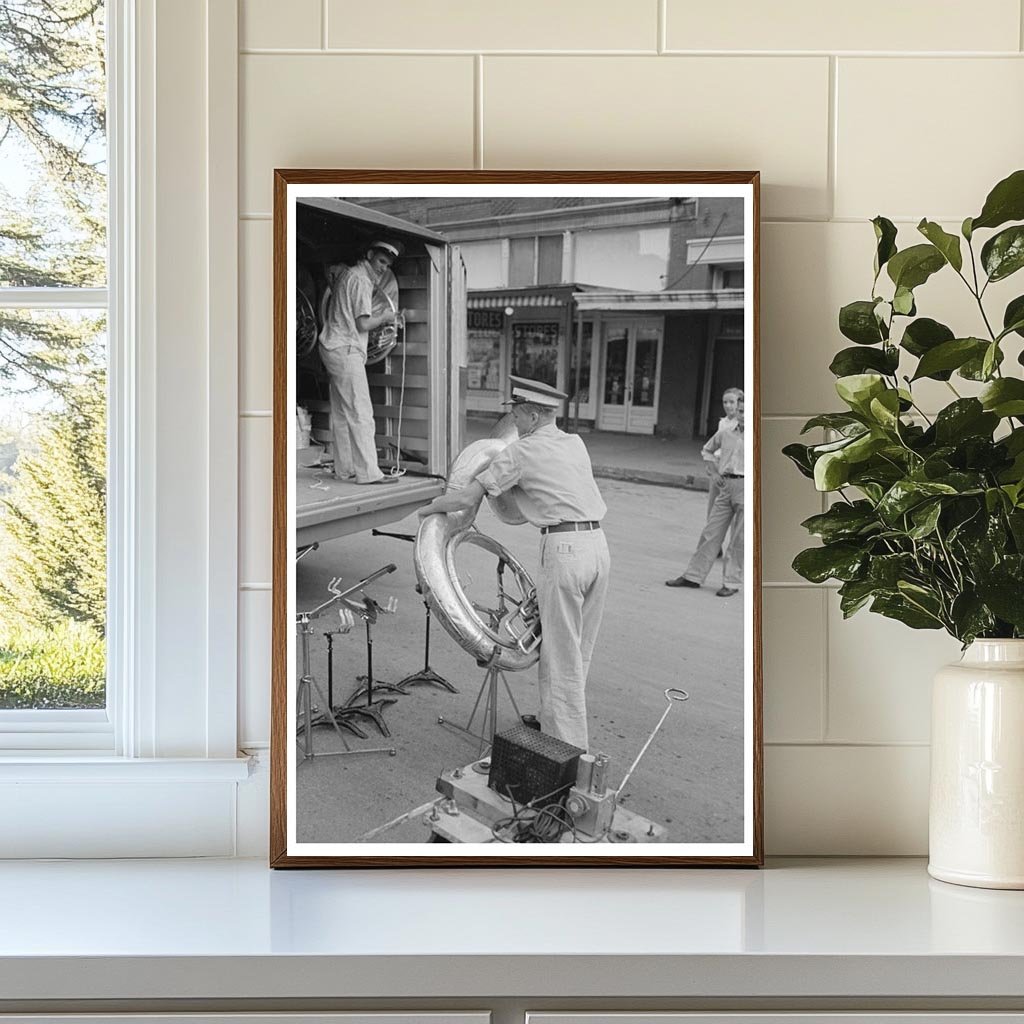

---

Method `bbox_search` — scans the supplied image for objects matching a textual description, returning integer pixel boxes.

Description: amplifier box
[488,725,584,806]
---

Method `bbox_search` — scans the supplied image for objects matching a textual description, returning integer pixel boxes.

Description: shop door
[598,320,662,434]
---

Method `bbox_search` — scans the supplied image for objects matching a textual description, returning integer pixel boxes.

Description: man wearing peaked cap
[318,240,404,484]
[419,374,610,751]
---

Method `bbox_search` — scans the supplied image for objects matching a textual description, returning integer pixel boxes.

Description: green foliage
[0,619,104,709]
[787,170,1024,644]
[0,377,106,632]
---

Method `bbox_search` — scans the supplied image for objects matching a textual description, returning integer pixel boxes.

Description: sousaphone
[414,415,541,671]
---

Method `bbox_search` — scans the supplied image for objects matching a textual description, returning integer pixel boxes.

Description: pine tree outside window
[0,1,110,739]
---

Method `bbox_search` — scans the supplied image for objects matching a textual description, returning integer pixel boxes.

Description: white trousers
[319,345,383,484]
[684,475,744,587]
[535,528,610,752]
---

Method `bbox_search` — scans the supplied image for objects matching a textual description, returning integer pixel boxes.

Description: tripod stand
[295,564,399,761]
[339,597,403,738]
[437,645,522,758]
[371,529,456,695]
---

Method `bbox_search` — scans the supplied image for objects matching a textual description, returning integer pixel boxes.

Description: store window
[512,322,560,388]
[574,226,669,291]
[467,309,504,392]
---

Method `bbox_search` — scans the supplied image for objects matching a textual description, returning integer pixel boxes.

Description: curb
[591,465,710,492]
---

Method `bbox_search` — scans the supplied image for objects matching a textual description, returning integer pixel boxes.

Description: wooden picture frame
[271,170,762,866]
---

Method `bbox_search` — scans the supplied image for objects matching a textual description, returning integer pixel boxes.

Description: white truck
[293,198,467,547]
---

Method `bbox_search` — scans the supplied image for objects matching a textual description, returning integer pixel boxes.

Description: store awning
[467,294,566,309]
[571,288,744,312]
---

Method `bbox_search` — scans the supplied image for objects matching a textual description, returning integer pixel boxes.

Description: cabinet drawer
[528,1017,1024,1024]
[0,1016,489,1024]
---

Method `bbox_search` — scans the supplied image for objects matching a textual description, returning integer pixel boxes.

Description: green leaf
[838,578,879,618]
[800,501,879,543]
[949,593,995,644]
[900,317,955,358]
[960,343,1004,381]
[976,579,1024,629]
[892,286,916,316]
[933,399,999,445]
[829,345,899,378]
[839,300,886,345]
[887,244,946,291]
[911,337,987,381]
[814,450,851,491]
[917,219,963,272]
[868,389,902,430]
[971,169,1024,232]
[982,341,1000,380]
[877,479,958,523]
[800,413,865,434]
[981,225,1024,282]
[782,442,815,479]
[962,216,974,241]
[871,594,943,630]
[868,552,915,587]
[792,542,866,584]
[908,500,942,540]
[835,373,887,413]
[872,216,898,277]
[980,378,1024,418]
[1003,295,1024,340]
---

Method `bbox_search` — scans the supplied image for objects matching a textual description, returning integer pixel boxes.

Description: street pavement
[295,477,746,846]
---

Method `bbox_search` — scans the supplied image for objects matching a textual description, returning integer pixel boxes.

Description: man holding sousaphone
[418,376,610,751]
[318,239,405,485]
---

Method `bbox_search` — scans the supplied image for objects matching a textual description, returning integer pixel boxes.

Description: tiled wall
[236,0,1024,853]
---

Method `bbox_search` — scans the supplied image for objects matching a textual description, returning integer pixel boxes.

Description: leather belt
[721,473,744,479]
[541,521,601,535]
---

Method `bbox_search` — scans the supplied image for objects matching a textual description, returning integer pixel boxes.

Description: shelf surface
[2,857,1024,1001]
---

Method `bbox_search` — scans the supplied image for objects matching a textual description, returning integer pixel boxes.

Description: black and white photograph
[272,172,761,865]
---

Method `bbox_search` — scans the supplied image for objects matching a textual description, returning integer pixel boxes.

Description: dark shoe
[716,586,739,598]
[521,714,541,731]
[665,576,700,588]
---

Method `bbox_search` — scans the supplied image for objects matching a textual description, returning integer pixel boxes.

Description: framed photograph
[271,171,762,866]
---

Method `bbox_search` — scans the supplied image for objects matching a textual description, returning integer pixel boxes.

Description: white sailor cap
[369,239,402,261]
[502,375,568,409]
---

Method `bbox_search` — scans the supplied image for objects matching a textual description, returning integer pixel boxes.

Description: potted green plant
[785,169,1024,889]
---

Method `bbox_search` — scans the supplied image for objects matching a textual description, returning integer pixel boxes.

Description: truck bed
[295,449,444,547]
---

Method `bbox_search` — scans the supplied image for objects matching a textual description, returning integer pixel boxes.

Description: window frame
[0,0,248,858]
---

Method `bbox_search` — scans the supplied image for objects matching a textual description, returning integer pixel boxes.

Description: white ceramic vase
[929,639,1024,889]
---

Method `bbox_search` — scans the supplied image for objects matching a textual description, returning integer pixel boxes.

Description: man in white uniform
[418,376,610,751]
[318,240,402,485]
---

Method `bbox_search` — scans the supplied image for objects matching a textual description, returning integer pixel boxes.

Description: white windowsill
[0,858,1023,1005]
[0,754,253,781]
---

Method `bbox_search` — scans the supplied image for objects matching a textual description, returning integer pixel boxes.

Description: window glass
[466,309,503,392]
[508,237,534,287]
[459,240,504,289]
[0,2,107,287]
[574,226,669,291]
[720,265,745,290]
[0,310,106,709]
[0,2,108,711]
[537,234,563,285]
[511,322,559,387]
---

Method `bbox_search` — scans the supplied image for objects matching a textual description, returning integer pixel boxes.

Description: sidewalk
[465,415,710,491]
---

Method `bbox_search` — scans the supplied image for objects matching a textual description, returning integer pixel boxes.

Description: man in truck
[319,239,403,485]
[418,376,610,752]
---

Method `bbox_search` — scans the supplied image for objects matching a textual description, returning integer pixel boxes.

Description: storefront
[466,284,742,439]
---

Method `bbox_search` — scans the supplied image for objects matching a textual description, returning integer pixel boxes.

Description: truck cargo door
[448,244,468,462]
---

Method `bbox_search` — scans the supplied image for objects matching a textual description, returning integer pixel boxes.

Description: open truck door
[294,200,465,547]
